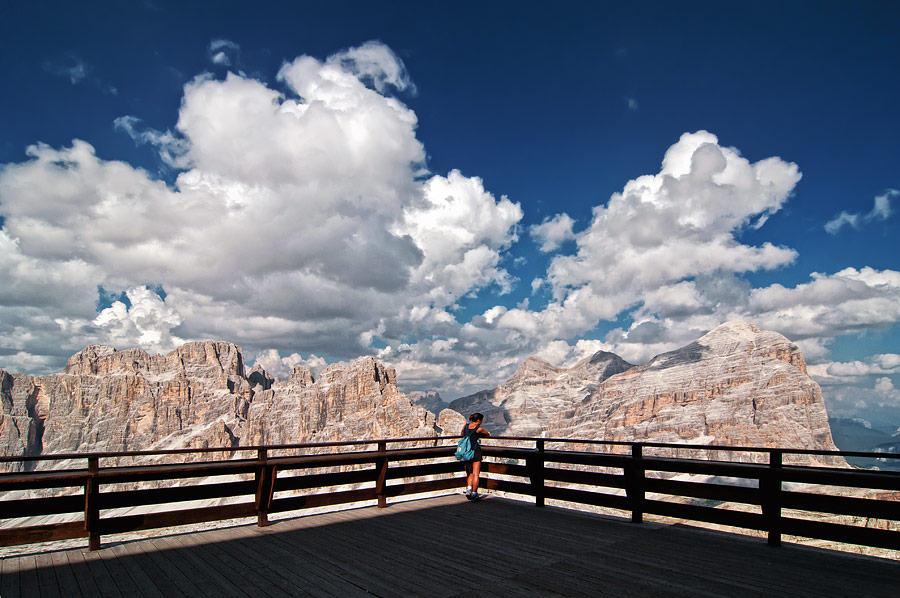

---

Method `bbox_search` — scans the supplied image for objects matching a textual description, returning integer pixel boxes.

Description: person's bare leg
[471,461,482,493]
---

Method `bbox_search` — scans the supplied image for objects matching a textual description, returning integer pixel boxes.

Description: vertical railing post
[255,448,275,527]
[528,439,546,507]
[85,456,101,551]
[763,449,783,547]
[375,441,389,508]
[627,443,645,524]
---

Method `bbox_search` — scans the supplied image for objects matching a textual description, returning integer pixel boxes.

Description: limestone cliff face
[0,322,841,472]
[450,322,838,459]
[548,322,837,456]
[449,351,634,436]
[242,357,439,447]
[0,343,440,471]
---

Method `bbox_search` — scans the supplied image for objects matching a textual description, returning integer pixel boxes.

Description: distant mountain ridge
[1,321,839,471]
[829,417,900,470]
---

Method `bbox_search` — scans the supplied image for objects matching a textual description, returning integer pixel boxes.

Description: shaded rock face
[449,352,634,436]
[0,343,440,472]
[0,372,42,466]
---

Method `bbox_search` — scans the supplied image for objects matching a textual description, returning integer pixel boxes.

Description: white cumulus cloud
[2,43,899,409]
[93,286,184,354]
[0,41,522,386]
[529,213,576,252]
[498,131,802,348]
[875,377,900,403]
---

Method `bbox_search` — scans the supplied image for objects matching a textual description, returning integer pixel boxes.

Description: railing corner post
[763,449,783,547]
[85,456,101,551]
[376,441,389,508]
[627,443,645,524]
[529,439,546,507]
[255,448,274,527]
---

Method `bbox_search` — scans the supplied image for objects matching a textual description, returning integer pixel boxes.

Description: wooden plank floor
[2,494,898,597]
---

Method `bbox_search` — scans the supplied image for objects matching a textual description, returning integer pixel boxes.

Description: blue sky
[1,1,899,427]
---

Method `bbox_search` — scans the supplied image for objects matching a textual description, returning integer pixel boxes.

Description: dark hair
[469,413,484,422]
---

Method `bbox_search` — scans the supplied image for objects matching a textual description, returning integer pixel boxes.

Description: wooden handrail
[1,437,898,552]
[4,435,900,464]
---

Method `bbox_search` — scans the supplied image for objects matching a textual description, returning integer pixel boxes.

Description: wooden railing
[1,437,899,552]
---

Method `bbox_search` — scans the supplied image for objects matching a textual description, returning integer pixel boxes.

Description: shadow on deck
[2,494,898,597]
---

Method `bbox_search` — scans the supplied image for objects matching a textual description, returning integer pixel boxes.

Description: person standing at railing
[462,413,490,501]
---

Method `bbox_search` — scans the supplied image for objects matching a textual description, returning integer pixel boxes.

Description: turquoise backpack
[455,434,475,461]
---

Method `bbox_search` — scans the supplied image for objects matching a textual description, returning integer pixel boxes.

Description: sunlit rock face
[0,342,252,466]
[450,322,838,461]
[548,322,838,457]
[0,321,840,473]
[242,356,440,447]
[0,343,440,471]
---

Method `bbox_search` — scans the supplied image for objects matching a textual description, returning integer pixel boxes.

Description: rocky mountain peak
[507,357,562,382]
[549,321,835,459]
[248,364,275,391]
[449,321,836,461]
[450,350,633,436]
[63,344,121,375]
[570,350,635,381]
[0,321,839,471]
[287,366,314,387]
[1,344,439,470]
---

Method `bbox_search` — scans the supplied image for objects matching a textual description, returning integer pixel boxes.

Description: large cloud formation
[1,42,898,411]
[0,42,521,381]
[495,131,802,357]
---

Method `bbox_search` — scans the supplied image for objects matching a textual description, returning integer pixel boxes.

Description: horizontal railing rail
[1,437,899,552]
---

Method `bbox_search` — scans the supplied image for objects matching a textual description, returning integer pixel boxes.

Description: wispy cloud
[113,116,190,169]
[825,189,898,234]
[42,54,117,94]
[42,55,90,84]
[208,39,240,67]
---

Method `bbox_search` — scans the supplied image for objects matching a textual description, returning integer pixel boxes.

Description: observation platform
[2,493,898,598]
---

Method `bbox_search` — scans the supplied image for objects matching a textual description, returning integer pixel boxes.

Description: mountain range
[1,321,840,472]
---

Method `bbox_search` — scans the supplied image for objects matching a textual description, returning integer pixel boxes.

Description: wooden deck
[1,494,898,597]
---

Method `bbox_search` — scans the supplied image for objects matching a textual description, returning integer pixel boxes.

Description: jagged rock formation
[449,351,634,436]
[0,343,440,472]
[451,321,839,460]
[0,321,841,473]
[0,372,42,462]
[243,357,438,446]
[549,322,837,457]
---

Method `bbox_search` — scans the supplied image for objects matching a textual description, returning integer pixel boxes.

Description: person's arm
[477,427,490,436]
